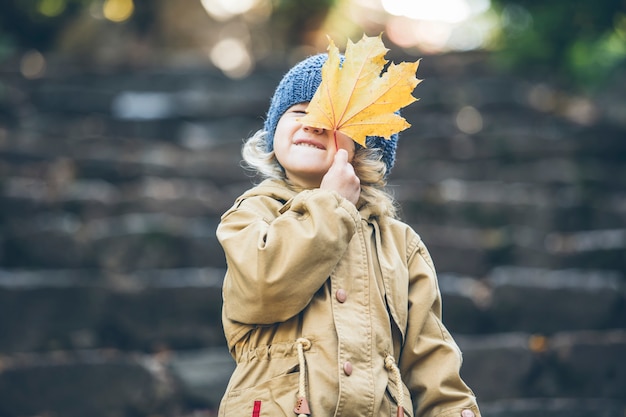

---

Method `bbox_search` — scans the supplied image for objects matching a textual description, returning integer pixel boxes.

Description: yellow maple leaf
[299,34,421,148]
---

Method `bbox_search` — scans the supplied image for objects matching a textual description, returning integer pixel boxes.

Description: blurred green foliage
[490,0,626,91]
[0,0,88,51]
[1,0,624,91]
[271,0,337,46]
[0,0,155,53]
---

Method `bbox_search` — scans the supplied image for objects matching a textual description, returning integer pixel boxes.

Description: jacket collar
[239,179,380,221]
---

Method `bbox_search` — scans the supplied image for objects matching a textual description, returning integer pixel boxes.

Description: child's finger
[333,149,349,165]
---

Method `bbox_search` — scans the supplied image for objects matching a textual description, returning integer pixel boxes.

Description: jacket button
[343,361,353,376]
[336,289,347,303]
[461,410,475,417]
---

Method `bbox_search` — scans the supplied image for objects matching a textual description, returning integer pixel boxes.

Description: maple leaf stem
[333,130,338,151]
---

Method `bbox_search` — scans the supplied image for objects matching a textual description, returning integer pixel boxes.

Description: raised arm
[217,188,360,324]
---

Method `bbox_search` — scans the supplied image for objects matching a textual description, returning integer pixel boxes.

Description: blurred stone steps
[1,51,625,416]
[1,174,239,218]
[2,207,622,275]
[0,348,186,417]
[1,266,622,353]
[2,212,225,269]
[0,135,249,185]
[479,398,626,417]
[394,156,626,186]
[0,268,225,353]
[1,329,623,417]
[4,160,622,220]
[439,267,626,335]
[456,329,626,402]
[415,224,626,276]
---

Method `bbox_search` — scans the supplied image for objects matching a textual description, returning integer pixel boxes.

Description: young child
[216,52,481,417]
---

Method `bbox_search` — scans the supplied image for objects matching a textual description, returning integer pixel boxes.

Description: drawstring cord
[292,342,403,417]
[294,338,312,416]
[385,354,405,417]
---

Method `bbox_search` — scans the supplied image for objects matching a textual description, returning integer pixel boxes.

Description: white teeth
[296,143,321,149]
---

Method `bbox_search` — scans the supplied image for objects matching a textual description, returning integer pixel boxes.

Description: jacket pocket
[221,371,299,417]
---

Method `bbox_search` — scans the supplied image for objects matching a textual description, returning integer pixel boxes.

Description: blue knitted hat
[263,53,399,174]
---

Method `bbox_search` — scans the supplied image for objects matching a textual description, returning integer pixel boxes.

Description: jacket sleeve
[217,188,360,325]
[399,235,481,417]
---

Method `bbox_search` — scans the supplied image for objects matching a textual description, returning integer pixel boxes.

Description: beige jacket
[217,179,480,417]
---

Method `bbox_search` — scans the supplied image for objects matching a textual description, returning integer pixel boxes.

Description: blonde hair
[241,130,399,219]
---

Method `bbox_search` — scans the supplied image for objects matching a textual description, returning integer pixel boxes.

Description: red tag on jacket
[252,400,261,417]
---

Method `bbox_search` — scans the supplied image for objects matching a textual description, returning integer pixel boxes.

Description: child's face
[273,103,356,188]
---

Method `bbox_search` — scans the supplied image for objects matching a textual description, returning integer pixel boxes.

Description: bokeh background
[0,0,625,416]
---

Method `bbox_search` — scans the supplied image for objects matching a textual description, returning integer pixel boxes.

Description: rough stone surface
[0,350,183,417]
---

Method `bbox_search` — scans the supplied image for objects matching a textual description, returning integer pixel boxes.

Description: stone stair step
[5,330,618,417]
[439,267,625,335]
[0,135,249,186]
[418,225,626,276]
[2,212,225,269]
[395,114,626,160]
[0,349,185,417]
[1,176,237,219]
[456,329,626,402]
[23,69,275,119]
[1,266,622,354]
[394,179,625,213]
[391,155,626,186]
[3,193,624,272]
[479,398,626,417]
[482,267,625,333]
[167,346,235,410]
[0,268,225,353]
[4,330,609,417]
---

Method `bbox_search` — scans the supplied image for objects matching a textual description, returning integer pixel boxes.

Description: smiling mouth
[294,139,326,150]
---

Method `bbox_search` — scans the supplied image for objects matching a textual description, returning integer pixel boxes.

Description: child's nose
[303,125,324,135]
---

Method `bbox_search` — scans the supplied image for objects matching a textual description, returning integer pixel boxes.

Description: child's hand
[320,149,361,205]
